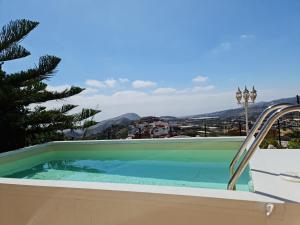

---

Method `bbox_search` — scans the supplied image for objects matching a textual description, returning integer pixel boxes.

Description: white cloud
[112,90,148,98]
[175,88,191,94]
[104,79,117,88]
[132,80,157,89]
[47,84,71,92]
[85,78,130,89]
[85,78,122,88]
[42,90,235,121]
[119,78,129,83]
[212,42,232,54]
[41,84,299,122]
[192,76,208,83]
[240,34,255,39]
[82,87,99,95]
[211,35,254,55]
[85,79,106,88]
[153,88,177,95]
[193,85,215,92]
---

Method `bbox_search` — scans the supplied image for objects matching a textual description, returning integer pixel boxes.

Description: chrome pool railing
[229,103,292,188]
[227,104,300,190]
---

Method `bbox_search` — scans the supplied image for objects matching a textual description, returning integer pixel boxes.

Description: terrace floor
[250,149,300,203]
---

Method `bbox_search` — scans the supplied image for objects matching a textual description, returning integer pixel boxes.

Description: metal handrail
[229,103,292,190]
[227,105,300,190]
[229,104,292,175]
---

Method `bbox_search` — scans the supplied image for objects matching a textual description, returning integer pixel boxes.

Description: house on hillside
[150,121,170,138]
[128,117,173,139]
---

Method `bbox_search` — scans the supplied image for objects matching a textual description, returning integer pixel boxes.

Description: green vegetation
[260,137,281,149]
[94,125,129,140]
[0,19,100,152]
[287,138,300,149]
[287,130,300,149]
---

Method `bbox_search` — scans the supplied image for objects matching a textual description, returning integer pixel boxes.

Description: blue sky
[1,0,300,120]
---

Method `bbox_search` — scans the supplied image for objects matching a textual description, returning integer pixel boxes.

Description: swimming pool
[0,138,250,191]
[2,138,299,225]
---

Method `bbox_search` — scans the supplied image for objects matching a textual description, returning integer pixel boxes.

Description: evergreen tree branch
[25,110,73,126]
[5,55,61,86]
[19,86,84,106]
[74,108,101,122]
[26,122,76,135]
[0,44,30,62]
[0,19,39,51]
[60,104,78,113]
[82,120,97,128]
[32,106,47,113]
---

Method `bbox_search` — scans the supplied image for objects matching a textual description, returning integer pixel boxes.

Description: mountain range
[65,96,298,138]
[189,96,298,120]
[64,113,140,139]
[85,113,140,136]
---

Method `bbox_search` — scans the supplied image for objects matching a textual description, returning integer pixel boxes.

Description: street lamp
[236,86,257,134]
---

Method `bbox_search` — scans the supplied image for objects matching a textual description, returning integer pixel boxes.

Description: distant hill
[64,113,140,139]
[85,113,140,136]
[159,116,179,121]
[187,96,298,120]
[64,96,299,139]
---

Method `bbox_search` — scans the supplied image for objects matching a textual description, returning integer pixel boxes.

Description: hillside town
[128,117,174,138]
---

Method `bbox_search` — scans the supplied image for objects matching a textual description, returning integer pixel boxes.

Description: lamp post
[236,86,257,135]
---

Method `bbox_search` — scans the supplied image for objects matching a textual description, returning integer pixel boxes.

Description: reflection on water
[5,158,250,191]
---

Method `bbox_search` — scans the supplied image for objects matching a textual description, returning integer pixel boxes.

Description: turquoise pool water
[0,139,250,191]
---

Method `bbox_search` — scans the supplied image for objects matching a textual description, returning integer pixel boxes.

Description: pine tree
[0,19,100,152]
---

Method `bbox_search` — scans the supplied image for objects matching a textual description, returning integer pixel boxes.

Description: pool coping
[0,137,285,204]
[0,177,283,203]
[249,149,300,203]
